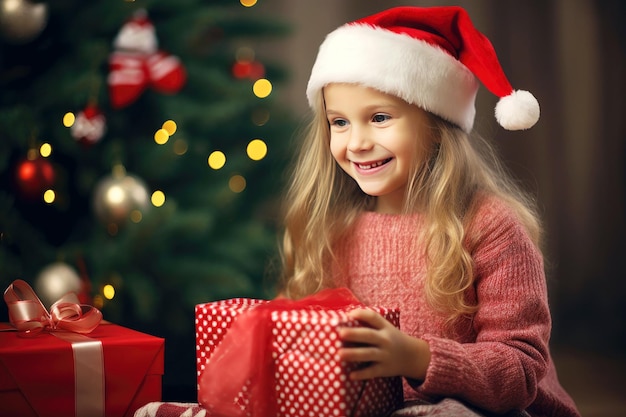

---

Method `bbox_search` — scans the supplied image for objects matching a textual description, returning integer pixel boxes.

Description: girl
[278,6,580,417]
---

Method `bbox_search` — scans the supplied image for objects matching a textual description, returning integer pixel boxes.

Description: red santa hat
[306,6,540,132]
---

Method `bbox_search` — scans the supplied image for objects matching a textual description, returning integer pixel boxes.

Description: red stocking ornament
[107,10,186,109]
[71,104,106,146]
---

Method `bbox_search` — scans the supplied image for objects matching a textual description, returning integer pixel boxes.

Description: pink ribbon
[3,279,102,336]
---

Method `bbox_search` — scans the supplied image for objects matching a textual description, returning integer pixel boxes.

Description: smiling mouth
[356,158,392,170]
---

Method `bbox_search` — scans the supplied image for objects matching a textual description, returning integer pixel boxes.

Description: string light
[40,143,52,157]
[151,190,166,207]
[129,210,143,223]
[154,128,169,145]
[43,189,55,204]
[229,174,246,193]
[173,139,188,155]
[63,112,75,128]
[253,79,272,98]
[208,151,226,170]
[162,120,177,135]
[103,284,115,300]
[247,139,267,161]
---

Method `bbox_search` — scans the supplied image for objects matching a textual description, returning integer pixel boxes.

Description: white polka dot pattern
[195,299,403,417]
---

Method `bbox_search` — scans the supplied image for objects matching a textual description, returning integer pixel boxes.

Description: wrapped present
[1,280,164,417]
[195,288,403,417]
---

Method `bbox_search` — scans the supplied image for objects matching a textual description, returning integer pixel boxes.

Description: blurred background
[1,1,624,416]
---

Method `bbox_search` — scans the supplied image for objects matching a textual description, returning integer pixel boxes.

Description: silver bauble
[0,0,48,44]
[93,173,150,226]
[34,262,82,308]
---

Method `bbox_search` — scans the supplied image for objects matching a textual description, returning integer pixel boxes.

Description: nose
[346,125,373,153]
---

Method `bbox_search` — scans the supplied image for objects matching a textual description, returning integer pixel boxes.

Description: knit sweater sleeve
[415,199,551,414]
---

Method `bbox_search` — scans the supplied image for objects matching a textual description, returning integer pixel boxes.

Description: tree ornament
[0,0,47,44]
[232,60,265,81]
[14,153,55,200]
[108,9,186,109]
[70,104,106,146]
[92,170,151,226]
[34,261,83,309]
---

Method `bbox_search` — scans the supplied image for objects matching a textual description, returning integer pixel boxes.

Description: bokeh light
[208,151,226,170]
[151,190,165,207]
[130,210,143,223]
[43,189,55,204]
[252,108,270,126]
[240,0,257,7]
[63,112,75,128]
[103,284,115,300]
[173,139,188,155]
[40,143,52,157]
[162,120,177,135]
[229,174,246,193]
[154,128,169,145]
[253,79,272,98]
[247,139,267,161]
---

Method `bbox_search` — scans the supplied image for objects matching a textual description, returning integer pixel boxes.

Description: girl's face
[324,83,432,214]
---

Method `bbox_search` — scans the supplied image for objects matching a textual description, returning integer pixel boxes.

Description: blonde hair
[279,96,543,323]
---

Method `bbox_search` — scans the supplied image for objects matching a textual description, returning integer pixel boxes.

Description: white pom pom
[495,90,540,130]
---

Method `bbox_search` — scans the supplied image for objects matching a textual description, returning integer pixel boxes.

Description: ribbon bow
[108,50,187,109]
[3,279,102,336]
[198,287,364,417]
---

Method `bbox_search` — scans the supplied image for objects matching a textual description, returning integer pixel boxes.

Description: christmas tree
[0,0,294,399]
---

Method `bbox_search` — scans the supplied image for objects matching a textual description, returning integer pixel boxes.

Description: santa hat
[306,6,539,132]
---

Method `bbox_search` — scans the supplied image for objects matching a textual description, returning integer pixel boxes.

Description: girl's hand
[337,308,431,381]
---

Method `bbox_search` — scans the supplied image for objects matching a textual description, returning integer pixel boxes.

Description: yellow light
[103,284,115,300]
[247,139,267,161]
[229,175,246,193]
[93,295,104,309]
[173,139,188,155]
[208,151,226,170]
[162,120,177,135]
[154,128,169,145]
[240,0,257,7]
[43,189,55,203]
[130,210,143,223]
[63,112,75,127]
[40,143,52,157]
[253,79,272,98]
[151,190,165,207]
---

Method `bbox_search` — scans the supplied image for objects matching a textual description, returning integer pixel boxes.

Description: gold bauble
[93,173,150,226]
[34,262,82,309]
[0,0,48,44]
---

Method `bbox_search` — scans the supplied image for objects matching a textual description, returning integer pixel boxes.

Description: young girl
[278,6,580,417]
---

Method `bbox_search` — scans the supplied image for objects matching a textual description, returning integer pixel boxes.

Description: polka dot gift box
[195,288,403,417]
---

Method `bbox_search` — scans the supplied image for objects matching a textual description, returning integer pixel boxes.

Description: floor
[552,348,626,417]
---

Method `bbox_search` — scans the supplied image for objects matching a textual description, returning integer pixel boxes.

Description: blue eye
[372,114,390,123]
[331,118,348,127]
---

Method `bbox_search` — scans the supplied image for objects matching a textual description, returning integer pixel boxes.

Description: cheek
[329,135,345,162]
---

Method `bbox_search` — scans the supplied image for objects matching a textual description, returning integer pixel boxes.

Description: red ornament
[107,10,186,109]
[71,104,106,146]
[232,60,265,80]
[15,156,55,200]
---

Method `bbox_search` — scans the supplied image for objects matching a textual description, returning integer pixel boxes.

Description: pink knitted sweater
[330,197,580,417]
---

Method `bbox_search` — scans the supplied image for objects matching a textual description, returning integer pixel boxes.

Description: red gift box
[0,322,164,417]
[195,290,403,417]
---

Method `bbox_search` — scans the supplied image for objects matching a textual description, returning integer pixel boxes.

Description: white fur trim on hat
[306,24,479,132]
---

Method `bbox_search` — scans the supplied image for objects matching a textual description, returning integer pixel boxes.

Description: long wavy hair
[278,92,543,323]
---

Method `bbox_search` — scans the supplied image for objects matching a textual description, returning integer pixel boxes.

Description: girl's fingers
[346,308,387,328]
